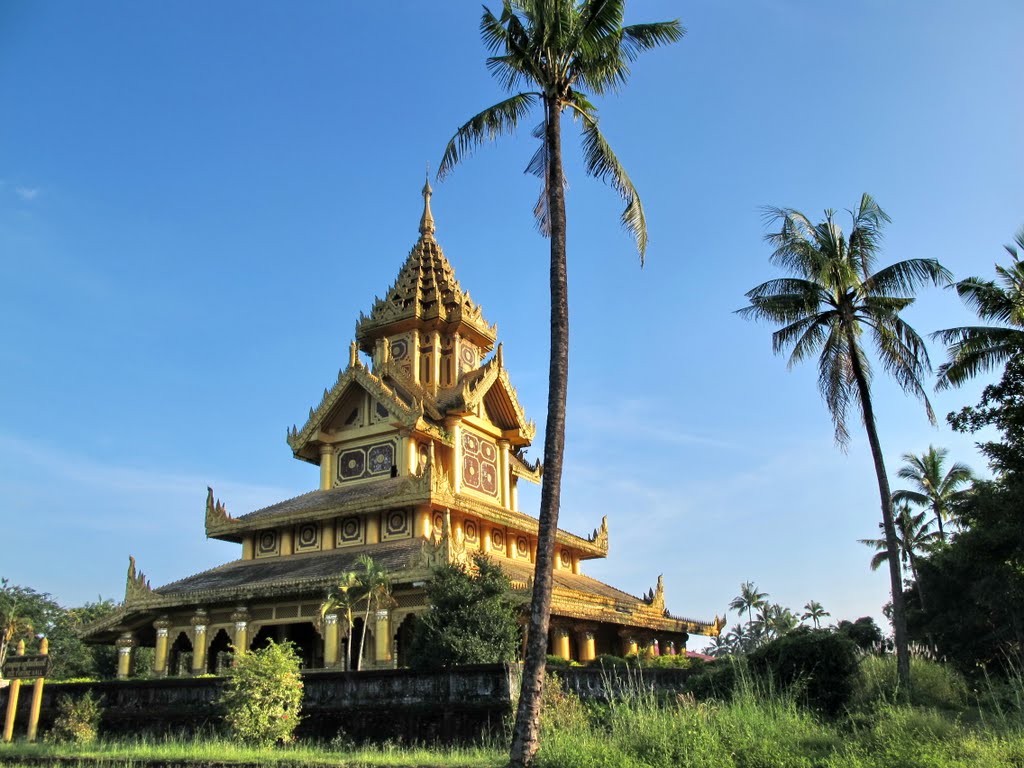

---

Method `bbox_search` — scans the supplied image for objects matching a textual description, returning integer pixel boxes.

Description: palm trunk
[848,333,911,692]
[510,97,568,768]
[358,602,371,672]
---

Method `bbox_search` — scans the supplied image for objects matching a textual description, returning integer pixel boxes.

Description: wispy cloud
[15,187,40,201]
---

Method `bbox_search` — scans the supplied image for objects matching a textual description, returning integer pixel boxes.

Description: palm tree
[321,569,363,671]
[892,446,972,542]
[354,554,393,672]
[859,502,940,608]
[935,227,1024,389]
[767,604,798,638]
[438,3,683,762]
[729,581,768,633]
[801,600,830,629]
[737,194,950,690]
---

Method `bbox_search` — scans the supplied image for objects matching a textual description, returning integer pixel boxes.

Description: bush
[589,653,631,669]
[853,655,968,711]
[748,628,860,716]
[47,692,102,744]
[218,640,302,746]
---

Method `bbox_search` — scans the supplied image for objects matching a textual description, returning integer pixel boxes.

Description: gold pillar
[191,612,208,675]
[319,444,336,490]
[374,609,391,667]
[553,627,571,661]
[116,633,136,679]
[430,330,441,392]
[153,618,172,676]
[530,536,537,564]
[415,507,432,539]
[323,613,340,667]
[366,513,380,545]
[482,527,492,554]
[498,439,511,508]
[572,554,582,575]
[448,419,462,493]
[511,478,519,512]
[620,632,638,657]
[322,519,336,551]
[577,629,596,663]
[401,430,416,476]
[2,640,24,742]
[241,534,255,560]
[26,637,47,742]
[280,528,294,556]
[505,529,514,559]
[231,608,250,658]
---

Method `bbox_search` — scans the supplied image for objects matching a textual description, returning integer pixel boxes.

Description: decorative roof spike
[496,343,504,369]
[125,555,153,604]
[349,341,359,369]
[419,173,436,238]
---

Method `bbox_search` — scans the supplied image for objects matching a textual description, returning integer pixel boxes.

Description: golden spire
[419,172,435,238]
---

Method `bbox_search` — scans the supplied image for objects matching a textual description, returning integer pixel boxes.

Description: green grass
[0,733,505,767]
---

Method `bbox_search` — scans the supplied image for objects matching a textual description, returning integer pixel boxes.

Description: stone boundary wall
[0,664,702,743]
[0,664,518,744]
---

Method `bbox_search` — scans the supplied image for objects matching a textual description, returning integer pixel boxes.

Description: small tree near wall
[219,640,303,746]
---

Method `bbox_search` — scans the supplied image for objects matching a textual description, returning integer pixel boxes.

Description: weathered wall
[0,664,518,744]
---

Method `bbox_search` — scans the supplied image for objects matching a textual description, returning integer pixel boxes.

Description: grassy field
[2,657,1022,767]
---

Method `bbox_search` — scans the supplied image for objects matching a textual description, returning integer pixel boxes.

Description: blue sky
[2,1,1021,648]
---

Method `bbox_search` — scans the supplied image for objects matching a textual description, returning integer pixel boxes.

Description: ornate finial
[125,555,153,603]
[419,173,436,237]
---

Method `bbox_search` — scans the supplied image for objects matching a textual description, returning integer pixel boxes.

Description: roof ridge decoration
[354,186,497,348]
[205,487,237,535]
[418,508,470,570]
[587,515,609,552]
[287,360,422,453]
[125,555,153,604]
[643,574,666,614]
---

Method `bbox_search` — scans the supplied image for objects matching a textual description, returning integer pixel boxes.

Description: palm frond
[438,93,539,179]
[575,105,647,260]
[865,259,952,297]
[933,326,1024,389]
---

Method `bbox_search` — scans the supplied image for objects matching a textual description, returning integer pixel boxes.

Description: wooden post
[2,640,25,742]
[26,637,47,742]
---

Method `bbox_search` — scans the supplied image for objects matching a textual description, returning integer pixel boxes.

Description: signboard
[2,655,51,680]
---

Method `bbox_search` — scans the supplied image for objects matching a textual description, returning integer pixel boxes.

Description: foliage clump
[747,627,860,716]
[218,640,302,746]
[407,553,521,669]
[46,692,103,744]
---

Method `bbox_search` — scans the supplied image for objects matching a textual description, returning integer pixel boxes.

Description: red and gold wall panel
[461,431,498,497]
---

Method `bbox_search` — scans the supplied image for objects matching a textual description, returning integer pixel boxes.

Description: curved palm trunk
[510,98,568,768]
[848,332,911,691]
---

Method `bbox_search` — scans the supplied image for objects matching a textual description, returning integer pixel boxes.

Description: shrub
[47,692,102,744]
[589,653,631,669]
[748,628,860,716]
[218,640,302,746]
[853,654,968,711]
[684,656,744,701]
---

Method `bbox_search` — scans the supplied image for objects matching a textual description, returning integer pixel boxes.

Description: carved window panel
[461,431,498,497]
[370,400,390,425]
[336,516,365,547]
[459,341,478,374]
[516,535,530,560]
[336,439,397,484]
[382,509,411,541]
[432,511,444,537]
[559,549,572,570]
[255,530,280,558]
[294,523,321,553]
[463,518,479,548]
[490,527,505,553]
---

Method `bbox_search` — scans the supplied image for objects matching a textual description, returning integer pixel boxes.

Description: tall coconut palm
[438,3,683,763]
[737,194,950,690]
[892,446,972,542]
[801,600,830,629]
[935,227,1024,389]
[729,581,768,633]
[859,502,940,608]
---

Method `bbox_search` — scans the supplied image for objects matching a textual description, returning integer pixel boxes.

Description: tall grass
[535,659,1024,768]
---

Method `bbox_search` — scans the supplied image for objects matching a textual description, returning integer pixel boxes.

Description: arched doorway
[348,618,375,670]
[394,613,418,668]
[168,631,193,677]
[207,628,233,674]
[247,622,321,669]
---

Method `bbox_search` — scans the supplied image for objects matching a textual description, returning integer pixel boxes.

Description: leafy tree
[801,600,830,629]
[908,355,1024,670]
[738,194,949,689]
[935,227,1024,389]
[354,554,393,671]
[0,579,40,673]
[407,553,521,669]
[219,639,303,746]
[892,446,972,541]
[835,616,884,652]
[439,3,683,763]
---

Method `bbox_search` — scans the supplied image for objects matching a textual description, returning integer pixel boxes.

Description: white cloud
[15,187,40,201]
